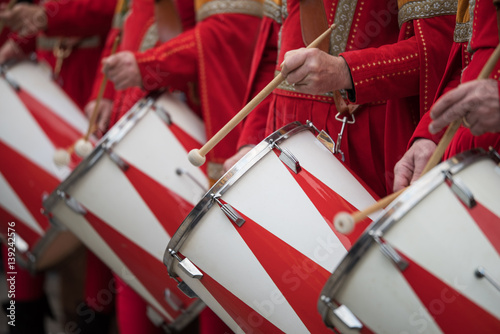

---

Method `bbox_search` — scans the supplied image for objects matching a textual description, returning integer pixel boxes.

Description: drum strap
[298,0,359,116]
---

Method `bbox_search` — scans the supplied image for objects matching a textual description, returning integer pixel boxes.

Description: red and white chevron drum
[0,60,89,271]
[42,92,207,330]
[165,122,379,333]
[318,148,500,334]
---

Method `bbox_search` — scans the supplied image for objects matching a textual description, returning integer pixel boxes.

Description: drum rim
[163,121,317,277]
[316,147,497,328]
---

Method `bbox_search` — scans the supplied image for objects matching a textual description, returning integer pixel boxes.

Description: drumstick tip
[334,211,355,235]
[188,148,206,167]
[74,138,94,158]
[53,149,71,167]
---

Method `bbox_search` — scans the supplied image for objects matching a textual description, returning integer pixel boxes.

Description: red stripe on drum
[16,89,84,153]
[216,200,332,333]
[0,141,59,232]
[282,163,371,248]
[462,201,500,256]
[397,249,500,333]
[121,158,195,237]
[167,122,207,176]
[83,209,190,323]
[197,267,285,333]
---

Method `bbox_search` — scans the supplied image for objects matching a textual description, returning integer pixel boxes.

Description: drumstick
[73,35,121,158]
[187,23,337,167]
[334,42,500,235]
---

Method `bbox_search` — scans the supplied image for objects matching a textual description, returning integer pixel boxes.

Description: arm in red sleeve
[134,27,198,92]
[9,33,37,55]
[237,16,280,148]
[341,36,420,105]
[43,0,117,37]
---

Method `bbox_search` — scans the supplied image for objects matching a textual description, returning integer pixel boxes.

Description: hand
[102,51,142,90]
[84,98,113,138]
[223,146,254,172]
[0,3,47,36]
[429,79,500,136]
[393,139,437,192]
[280,48,352,95]
[0,39,24,64]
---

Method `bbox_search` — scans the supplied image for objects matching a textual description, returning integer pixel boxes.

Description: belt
[37,35,101,51]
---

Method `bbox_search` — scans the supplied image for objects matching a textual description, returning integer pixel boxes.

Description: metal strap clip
[333,112,355,162]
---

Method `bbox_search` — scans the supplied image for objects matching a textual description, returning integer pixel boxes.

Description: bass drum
[318,148,500,333]
[43,92,207,331]
[165,121,380,333]
[0,60,88,271]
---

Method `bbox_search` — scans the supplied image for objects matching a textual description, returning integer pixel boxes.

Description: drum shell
[165,122,379,333]
[318,148,500,333]
[43,92,207,329]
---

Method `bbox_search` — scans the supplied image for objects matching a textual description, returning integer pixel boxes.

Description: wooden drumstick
[73,35,121,158]
[335,42,500,235]
[0,0,17,36]
[188,24,337,167]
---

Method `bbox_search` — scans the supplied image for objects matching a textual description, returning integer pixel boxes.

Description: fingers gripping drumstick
[187,24,337,167]
[335,42,500,235]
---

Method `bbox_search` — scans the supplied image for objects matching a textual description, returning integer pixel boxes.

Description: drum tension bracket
[106,149,129,171]
[212,195,245,227]
[443,171,476,208]
[320,296,363,330]
[271,141,301,174]
[56,190,87,215]
[370,231,409,271]
[168,249,203,280]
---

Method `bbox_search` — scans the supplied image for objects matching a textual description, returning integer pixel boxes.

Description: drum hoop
[42,92,162,212]
[317,147,497,325]
[164,121,317,277]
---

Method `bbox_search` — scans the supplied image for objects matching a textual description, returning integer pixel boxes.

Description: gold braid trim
[196,0,263,22]
[398,0,458,27]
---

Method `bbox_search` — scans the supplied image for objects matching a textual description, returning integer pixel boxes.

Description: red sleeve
[341,36,420,105]
[134,29,198,92]
[409,63,461,147]
[9,33,37,55]
[237,16,280,148]
[87,27,120,103]
[43,0,117,37]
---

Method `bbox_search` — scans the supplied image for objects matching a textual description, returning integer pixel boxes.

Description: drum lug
[0,66,20,91]
[320,296,363,330]
[212,195,245,227]
[155,105,172,126]
[174,278,199,299]
[168,249,203,279]
[370,232,409,271]
[56,190,87,215]
[272,142,302,174]
[164,288,184,311]
[475,266,500,293]
[443,171,476,208]
[316,130,336,155]
[106,149,129,171]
